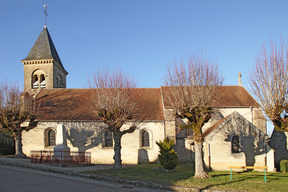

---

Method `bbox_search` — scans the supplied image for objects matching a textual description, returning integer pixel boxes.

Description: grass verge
[85,164,288,192]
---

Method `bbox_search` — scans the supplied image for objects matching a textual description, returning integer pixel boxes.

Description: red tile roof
[35,86,258,121]
[35,88,164,121]
[161,86,259,108]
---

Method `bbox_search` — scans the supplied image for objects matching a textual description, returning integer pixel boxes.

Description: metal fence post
[230,166,232,181]
[264,168,267,183]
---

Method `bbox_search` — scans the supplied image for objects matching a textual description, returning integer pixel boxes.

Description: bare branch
[82,68,145,169]
[83,68,144,132]
[163,50,224,179]
[0,81,39,157]
[164,51,224,126]
[249,39,288,131]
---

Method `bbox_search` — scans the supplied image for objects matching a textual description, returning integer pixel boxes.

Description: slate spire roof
[22,26,65,70]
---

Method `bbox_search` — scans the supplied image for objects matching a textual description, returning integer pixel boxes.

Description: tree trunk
[194,141,208,179]
[113,130,123,169]
[14,132,27,158]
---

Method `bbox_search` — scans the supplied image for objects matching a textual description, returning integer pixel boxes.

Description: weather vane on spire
[43,5,48,27]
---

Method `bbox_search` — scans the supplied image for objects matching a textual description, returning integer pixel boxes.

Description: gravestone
[53,124,72,162]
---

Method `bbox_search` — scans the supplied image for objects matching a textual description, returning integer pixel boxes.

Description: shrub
[156,138,178,170]
[280,159,288,172]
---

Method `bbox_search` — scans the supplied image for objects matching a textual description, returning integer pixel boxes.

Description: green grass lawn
[85,164,288,192]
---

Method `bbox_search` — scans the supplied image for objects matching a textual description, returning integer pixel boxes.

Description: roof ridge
[202,113,232,139]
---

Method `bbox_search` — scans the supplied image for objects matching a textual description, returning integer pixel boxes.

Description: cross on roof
[43,5,48,27]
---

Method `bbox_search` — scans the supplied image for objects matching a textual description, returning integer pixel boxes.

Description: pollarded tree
[164,52,224,179]
[0,82,38,158]
[83,69,145,169]
[249,39,288,132]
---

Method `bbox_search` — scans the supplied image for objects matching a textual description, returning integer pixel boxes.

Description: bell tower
[21,25,68,95]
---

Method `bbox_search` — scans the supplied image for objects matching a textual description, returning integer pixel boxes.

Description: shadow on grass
[84,164,288,192]
[206,171,288,186]
[85,163,195,184]
[198,178,248,192]
[184,171,275,191]
[209,173,229,177]
[260,172,288,182]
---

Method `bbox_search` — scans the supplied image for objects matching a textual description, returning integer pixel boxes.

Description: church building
[20,25,274,171]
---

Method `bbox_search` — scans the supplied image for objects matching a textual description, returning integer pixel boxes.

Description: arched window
[232,135,240,153]
[40,74,46,88]
[141,130,150,147]
[48,130,56,146]
[32,70,45,89]
[57,74,63,88]
[33,75,38,89]
[104,131,113,147]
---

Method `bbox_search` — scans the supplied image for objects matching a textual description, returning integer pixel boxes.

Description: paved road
[0,166,169,192]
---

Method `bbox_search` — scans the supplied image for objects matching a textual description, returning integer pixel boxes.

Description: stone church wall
[23,60,67,95]
[218,107,266,134]
[204,112,267,171]
[269,130,288,170]
[22,121,164,164]
[23,63,54,94]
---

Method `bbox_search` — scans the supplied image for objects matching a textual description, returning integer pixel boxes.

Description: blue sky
[1,0,287,133]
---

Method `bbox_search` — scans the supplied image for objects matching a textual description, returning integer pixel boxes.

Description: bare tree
[249,39,288,132]
[0,82,38,158]
[164,52,224,179]
[82,69,144,169]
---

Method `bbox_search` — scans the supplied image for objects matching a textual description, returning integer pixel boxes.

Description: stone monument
[53,124,72,162]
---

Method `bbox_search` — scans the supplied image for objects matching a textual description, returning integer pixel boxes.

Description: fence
[0,134,15,155]
[30,150,91,164]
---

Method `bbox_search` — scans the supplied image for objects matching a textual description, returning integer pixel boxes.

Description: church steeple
[21,26,68,95]
[22,26,66,70]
